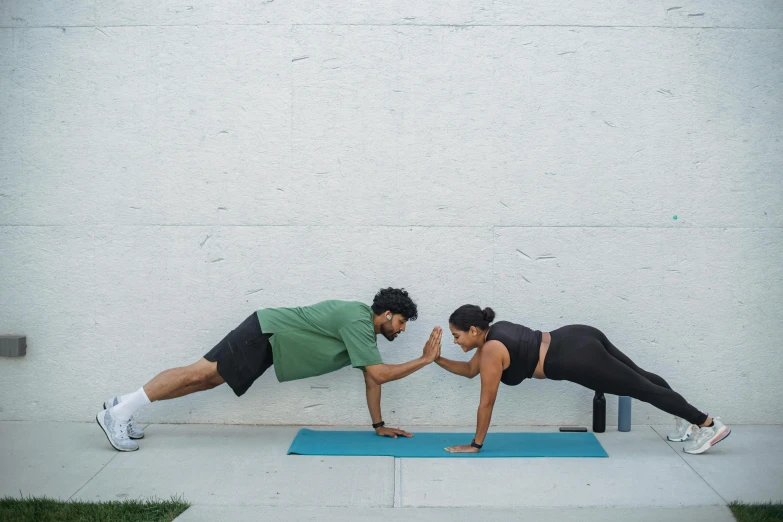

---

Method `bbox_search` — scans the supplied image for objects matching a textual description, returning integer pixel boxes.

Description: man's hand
[375,426,413,438]
[422,327,442,363]
[444,444,480,453]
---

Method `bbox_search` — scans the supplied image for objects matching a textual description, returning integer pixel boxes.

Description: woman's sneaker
[684,418,731,454]
[667,417,696,442]
[104,396,144,439]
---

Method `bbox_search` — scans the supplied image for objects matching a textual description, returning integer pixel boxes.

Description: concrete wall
[1,1,781,426]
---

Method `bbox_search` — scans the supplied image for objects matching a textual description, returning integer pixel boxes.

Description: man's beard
[382,321,396,341]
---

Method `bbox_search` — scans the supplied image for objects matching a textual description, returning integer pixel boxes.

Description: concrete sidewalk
[1,422,781,521]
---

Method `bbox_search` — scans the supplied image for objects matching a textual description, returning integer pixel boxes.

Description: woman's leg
[594,330,674,390]
[555,334,708,426]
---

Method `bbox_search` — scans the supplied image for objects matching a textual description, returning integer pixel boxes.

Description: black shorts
[204,312,274,397]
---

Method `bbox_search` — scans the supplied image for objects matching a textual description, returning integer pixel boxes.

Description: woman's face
[449,323,477,352]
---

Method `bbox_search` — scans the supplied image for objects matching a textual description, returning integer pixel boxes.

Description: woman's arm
[445,342,504,453]
[434,351,480,378]
[473,349,503,445]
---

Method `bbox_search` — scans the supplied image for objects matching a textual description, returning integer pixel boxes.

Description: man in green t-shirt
[96,288,442,452]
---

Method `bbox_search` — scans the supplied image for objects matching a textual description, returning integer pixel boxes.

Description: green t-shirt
[257,300,383,383]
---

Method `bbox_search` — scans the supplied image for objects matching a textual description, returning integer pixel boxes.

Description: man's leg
[97,358,225,452]
[112,358,224,419]
[98,312,269,451]
[143,358,225,401]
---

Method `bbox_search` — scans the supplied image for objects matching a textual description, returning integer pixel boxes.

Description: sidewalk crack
[650,425,728,504]
[68,452,119,501]
[393,458,401,507]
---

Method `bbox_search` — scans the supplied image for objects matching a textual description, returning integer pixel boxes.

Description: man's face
[381,313,408,341]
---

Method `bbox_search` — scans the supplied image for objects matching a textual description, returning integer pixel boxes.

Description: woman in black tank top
[436,304,730,456]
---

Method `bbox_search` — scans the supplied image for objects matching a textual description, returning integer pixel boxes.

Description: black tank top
[486,321,542,386]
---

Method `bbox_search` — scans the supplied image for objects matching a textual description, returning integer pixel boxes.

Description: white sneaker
[667,417,696,442]
[104,396,144,439]
[684,418,731,454]
[96,408,139,452]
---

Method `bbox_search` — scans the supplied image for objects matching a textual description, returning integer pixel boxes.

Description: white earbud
[386,314,392,320]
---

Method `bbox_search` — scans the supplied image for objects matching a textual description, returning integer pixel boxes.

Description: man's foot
[96,408,139,452]
[104,396,144,439]
[667,417,696,442]
[684,418,731,454]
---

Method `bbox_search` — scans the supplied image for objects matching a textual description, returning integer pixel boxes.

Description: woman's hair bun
[482,307,496,323]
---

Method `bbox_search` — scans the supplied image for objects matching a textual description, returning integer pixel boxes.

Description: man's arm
[364,357,430,385]
[364,371,412,438]
[363,326,442,385]
[364,370,383,425]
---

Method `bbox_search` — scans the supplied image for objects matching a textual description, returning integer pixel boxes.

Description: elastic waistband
[542,332,563,380]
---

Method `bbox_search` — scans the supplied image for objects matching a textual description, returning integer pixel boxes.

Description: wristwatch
[471,439,483,449]
[372,421,385,429]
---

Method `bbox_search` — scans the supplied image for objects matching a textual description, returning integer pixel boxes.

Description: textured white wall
[1,1,781,427]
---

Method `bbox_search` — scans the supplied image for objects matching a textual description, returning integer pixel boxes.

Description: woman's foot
[667,417,696,442]
[684,417,731,454]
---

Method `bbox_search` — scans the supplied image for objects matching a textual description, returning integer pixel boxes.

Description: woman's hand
[444,444,480,453]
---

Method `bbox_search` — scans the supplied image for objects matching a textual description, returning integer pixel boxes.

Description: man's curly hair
[371,287,418,321]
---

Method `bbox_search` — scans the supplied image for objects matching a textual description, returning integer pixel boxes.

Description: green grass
[1,498,778,521]
[730,502,783,522]
[0,495,190,522]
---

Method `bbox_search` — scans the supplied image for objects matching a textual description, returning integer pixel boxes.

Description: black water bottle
[593,392,606,433]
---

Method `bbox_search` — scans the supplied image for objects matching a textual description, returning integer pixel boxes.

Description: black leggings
[543,325,708,426]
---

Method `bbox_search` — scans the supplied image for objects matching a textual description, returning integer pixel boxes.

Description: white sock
[112,387,150,421]
[119,392,136,403]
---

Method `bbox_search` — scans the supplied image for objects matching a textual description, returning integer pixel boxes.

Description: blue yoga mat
[287,429,607,458]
